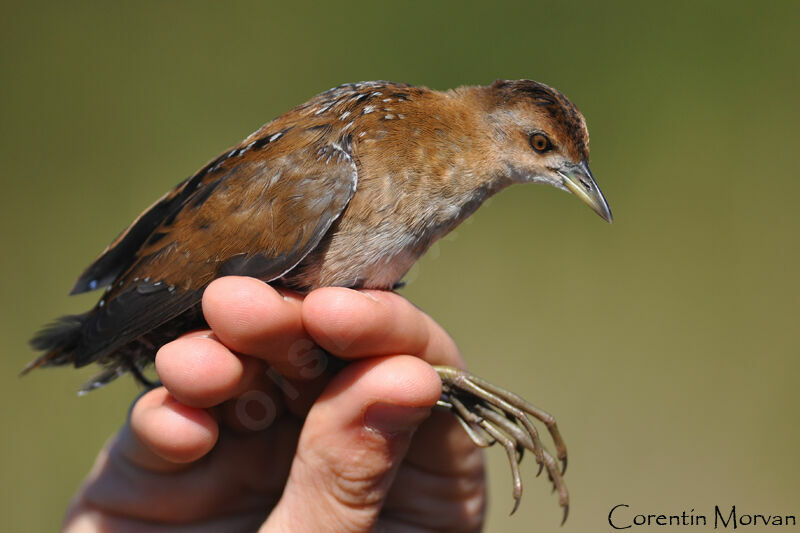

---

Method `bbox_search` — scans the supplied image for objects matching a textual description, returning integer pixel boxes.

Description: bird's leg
[438,367,568,471]
[434,365,568,521]
[472,404,568,520]
[128,361,160,389]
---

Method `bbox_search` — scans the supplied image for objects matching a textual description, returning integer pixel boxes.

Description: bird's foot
[433,365,568,522]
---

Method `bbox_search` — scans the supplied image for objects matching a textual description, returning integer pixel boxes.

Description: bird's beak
[557,160,613,223]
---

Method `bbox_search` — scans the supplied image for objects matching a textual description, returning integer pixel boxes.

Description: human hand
[62,276,486,532]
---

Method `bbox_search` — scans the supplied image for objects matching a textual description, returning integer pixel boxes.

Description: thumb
[261,355,441,533]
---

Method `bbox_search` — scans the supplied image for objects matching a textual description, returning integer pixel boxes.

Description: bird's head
[483,79,612,223]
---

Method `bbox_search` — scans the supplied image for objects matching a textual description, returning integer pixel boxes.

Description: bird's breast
[285,212,427,290]
[285,168,502,291]
[278,86,504,290]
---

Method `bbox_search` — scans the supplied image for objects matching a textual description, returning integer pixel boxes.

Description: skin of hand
[61,276,486,532]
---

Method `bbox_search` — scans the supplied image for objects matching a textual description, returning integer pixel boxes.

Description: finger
[302,288,486,524]
[383,409,487,527]
[156,329,324,428]
[126,387,219,469]
[77,407,301,524]
[64,507,269,533]
[261,355,441,533]
[156,332,268,408]
[203,277,320,379]
[302,288,464,367]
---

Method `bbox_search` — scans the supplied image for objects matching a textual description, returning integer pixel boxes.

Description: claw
[434,365,569,520]
[464,371,568,468]
[562,504,569,525]
[511,495,521,516]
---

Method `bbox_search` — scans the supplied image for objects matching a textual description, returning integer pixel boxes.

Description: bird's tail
[23,313,89,374]
[25,312,153,394]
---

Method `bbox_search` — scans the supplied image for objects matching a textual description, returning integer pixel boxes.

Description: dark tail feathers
[23,313,89,375]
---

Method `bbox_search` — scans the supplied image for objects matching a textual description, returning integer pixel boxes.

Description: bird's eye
[530,133,552,153]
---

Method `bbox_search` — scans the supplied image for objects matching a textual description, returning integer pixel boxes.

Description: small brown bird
[27,79,611,519]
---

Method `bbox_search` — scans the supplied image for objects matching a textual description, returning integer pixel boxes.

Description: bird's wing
[71,145,245,295]
[70,131,358,365]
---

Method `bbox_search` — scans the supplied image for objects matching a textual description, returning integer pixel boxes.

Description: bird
[26,79,612,520]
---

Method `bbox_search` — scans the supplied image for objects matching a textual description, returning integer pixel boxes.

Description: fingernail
[364,403,431,436]
[272,287,289,301]
[184,330,215,339]
[358,290,381,302]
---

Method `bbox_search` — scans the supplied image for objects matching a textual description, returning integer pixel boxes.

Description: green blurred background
[2,1,798,531]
